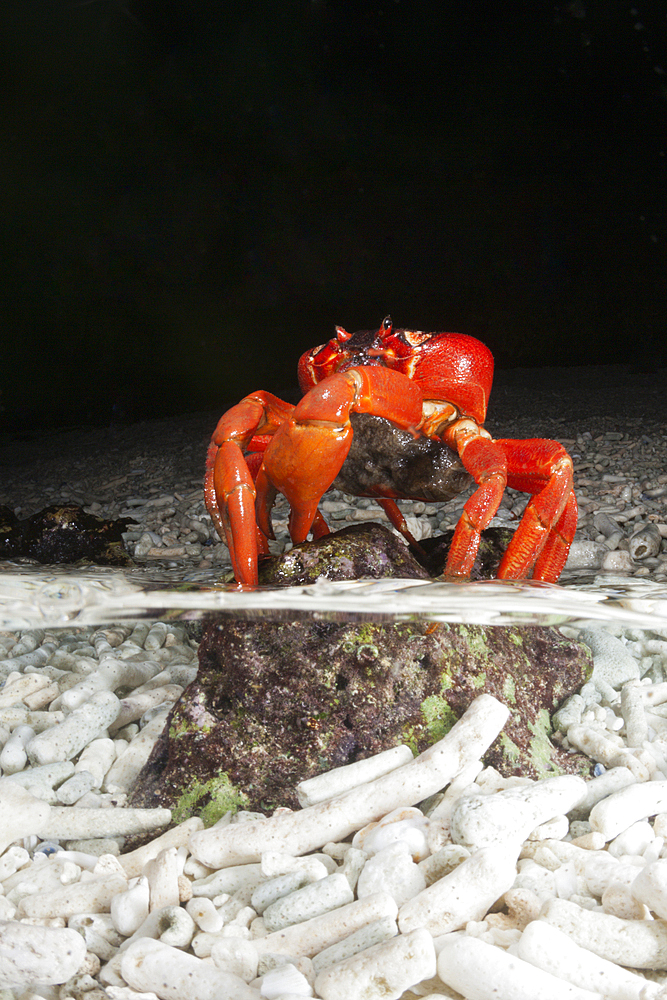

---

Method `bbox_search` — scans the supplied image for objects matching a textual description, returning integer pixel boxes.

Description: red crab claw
[297,323,356,389]
[204,391,294,586]
[254,365,424,552]
[440,421,576,582]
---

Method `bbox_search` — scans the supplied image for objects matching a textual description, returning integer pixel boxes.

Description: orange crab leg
[439,424,509,577]
[437,424,576,583]
[204,392,295,586]
[376,498,424,550]
[495,438,577,582]
[256,366,424,548]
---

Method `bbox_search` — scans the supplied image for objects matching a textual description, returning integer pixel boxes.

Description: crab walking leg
[209,440,263,583]
[376,497,424,549]
[205,391,294,585]
[495,438,577,581]
[189,693,509,869]
[256,365,424,546]
[439,421,508,577]
[532,489,578,580]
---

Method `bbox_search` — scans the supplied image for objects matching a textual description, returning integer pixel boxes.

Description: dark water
[2,2,666,431]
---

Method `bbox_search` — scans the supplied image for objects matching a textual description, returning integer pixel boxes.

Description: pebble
[295,745,413,808]
[251,870,315,915]
[397,843,519,936]
[313,927,435,1000]
[437,932,602,1000]
[0,919,88,989]
[104,707,172,795]
[630,524,663,561]
[260,962,313,998]
[0,780,50,854]
[3,413,665,584]
[75,737,117,788]
[210,935,258,980]
[18,871,128,920]
[121,902,196,951]
[579,628,642,694]
[449,774,587,851]
[355,841,426,906]
[514,920,664,1000]
[38,804,172,840]
[589,782,667,841]
[353,806,431,861]
[111,877,151,936]
[252,893,399,960]
[542,896,667,969]
[120,937,259,1000]
[28,690,121,766]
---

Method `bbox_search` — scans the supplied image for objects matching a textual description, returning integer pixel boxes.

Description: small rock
[0,779,51,854]
[629,523,662,560]
[0,920,87,988]
[356,841,427,906]
[578,629,640,694]
[602,549,636,573]
[565,541,607,570]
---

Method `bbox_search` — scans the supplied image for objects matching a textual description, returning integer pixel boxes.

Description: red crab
[205,317,577,587]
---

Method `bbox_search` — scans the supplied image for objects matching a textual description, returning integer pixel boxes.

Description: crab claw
[256,365,424,546]
[204,391,295,587]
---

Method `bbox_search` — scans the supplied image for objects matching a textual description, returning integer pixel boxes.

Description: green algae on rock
[128,523,593,821]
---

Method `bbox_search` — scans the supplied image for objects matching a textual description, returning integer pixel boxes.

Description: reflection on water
[1,564,667,630]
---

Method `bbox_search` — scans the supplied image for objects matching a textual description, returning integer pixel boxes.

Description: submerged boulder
[130,616,593,823]
[129,523,593,824]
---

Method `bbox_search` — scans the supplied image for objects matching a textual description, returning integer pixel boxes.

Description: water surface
[2,565,666,631]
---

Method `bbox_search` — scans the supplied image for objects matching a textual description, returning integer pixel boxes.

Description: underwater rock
[129,617,593,822]
[0,503,136,565]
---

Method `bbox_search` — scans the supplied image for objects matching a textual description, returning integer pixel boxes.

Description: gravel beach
[1,363,667,584]
[2,363,667,999]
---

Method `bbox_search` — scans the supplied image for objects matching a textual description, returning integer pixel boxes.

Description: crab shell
[298,317,494,427]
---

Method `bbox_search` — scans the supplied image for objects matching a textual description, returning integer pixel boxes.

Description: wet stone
[257,522,516,586]
[258,522,430,585]
[419,526,516,579]
[0,503,137,565]
[129,609,593,820]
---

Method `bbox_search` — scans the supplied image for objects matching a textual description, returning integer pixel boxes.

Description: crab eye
[335,325,352,342]
[403,330,433,347]
[381,316,392,332]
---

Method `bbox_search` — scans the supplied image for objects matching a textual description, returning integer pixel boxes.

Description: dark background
[2,0,666,432]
